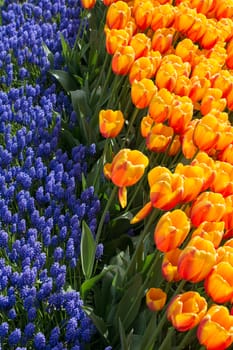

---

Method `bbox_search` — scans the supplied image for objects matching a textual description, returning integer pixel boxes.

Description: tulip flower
[221,195,233,239]
[173,5,196,34]
[187,0,214,14]
[112,45,135,75]
[186,13,207,43]
[134,0,153,31]
[146,123,174,153]
[80,0,96,8]
[197,305,233,350]
[105,29,130,55]
[154,209,190,252]
[168,95,193,134]
[174,75,192,97]
[219,143,233,165]
[190,191,226,227]
[189,76,211,103]
[162,248,182,282]
[181,120,199,159]
[205,262,233,304]
[151,28,174,54]
[155,62,178,92]
[217,245,233,265]
[167,291,207,332]
[151,3,176,31]
[215,0,233,19]
[129,33,151,59]
[200,88,226,115]
[99,109,124,138]
[104,149,149,208]
[193,114,220,152]
[106,1,131,30]
[175,163,205,202]
[146,288,167,312]
[191,151,216,191]
[147,50,162,76]
[192,221,225,248]
[131,78,157,109]
[129,57,154,84]
[210,161,233,197]
[168,135,181,156]
[175,38,199,67]
[178,236,217,283]
[211,71,233,98]
[140,115,154,138]
[148,88,174,123]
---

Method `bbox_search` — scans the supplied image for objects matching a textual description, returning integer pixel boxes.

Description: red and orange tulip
[146,123,174,153]
[167,291,207,332]
[178,236,217,283]
[190,191,226,227]
[130,33,151,59]
[192,221,225,248]
[129,57,154,84]
[112,45,135,75]
[162,248,182,282]
[131,78,157,109]
[197,305,233,350]
[154,209,190,252]
[99,109,124,138]
[168,95,193,134]
[106,1,131,30]
[148,88,174,123]
[104,149,149,208]
[80,0,96,9]
[146,288,167,312]
[105,28,130,55]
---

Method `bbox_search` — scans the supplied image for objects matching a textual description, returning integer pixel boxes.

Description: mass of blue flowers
[0,0,101,348]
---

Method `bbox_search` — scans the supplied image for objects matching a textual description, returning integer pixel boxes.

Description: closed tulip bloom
[200,88,226,115]
[141,115,154,138]
[181,120,199,159]
[154,209,190,252]
[219,143,233,165]
[99,109,124,138]
[105,29,130,55]
[174,75,192,97]
[162,248,182,282]
[188,0,214,14]
[106,1,131,30]
[186,13,207,42]
[191,151,216,191]
[215,0,233,19]
[104,149,149,208]
[147,50,162,76]
[134,1,153,30]
[217,18,233,42]
[148,88,174,123]
[175,38,198,66]
[151,4,176,31]
[131,78,157,109]
[155,62,178,92]
[206,42,227,67]
[193,114,220,152]
[190,191,226,227]
[168,95,193,134]
[210,161,233,197]
[167,291,207,332]
[151,28,174,54]
[149,167,184,211]
[175,163,205,202]
[168,135,181,156]
[112,45,135,75]
[129,57,154,84]
[130,33,151,59]
[146,288,167,312]
[173,4,196,34]
[197,305,233,350]
[191,57,221,80]
[189,76,211,103]
[146,123,174,153]
[178,236,217,282]
[192,221,225,248]
[217,245,233,265]
[81,0,96,8]
[215,125,233,152]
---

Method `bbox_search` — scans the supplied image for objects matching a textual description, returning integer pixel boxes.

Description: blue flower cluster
[0,0,100,348]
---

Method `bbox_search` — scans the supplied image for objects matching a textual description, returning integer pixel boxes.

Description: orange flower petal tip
[118,187,127,208]
[130,201,153,224]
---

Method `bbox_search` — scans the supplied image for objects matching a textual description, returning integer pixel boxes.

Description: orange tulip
[151,4,176,31]
[217,245,233,264]
[191,57,221,80]
[193,114,220,152]
[106,1,131,30]
[154,209,190,252]
[217,18,233,42]
[187,0,214,14]
[205,262,233,304]
[192,221,225,248]
[178,236,217,283]
[148,88,174,123]
[149,167,184,211]
[129,57,154,84]
[189,76,211,103]
[200,22,221,50]
[162,248,182,282]
[155,62,177,92]
[210,161,233,197]
[134,0,153,30]
[80,0,96,8]
[146,288,167,312]
[190,191,226,227]
[131,78,157,109]
[181,120,199,159]
[146,123,174,153]
[104,149,149,208]
[140,115,154,138]
[186,13,207,43]
[222,195,233,239]
[173,75,192,97]
[151,28,174,54]
[168,95,193,134]
[197,305,233,350]
[130,33,151,59]
[167,291,207,332]
[200,88,226,115]
[105,29,130,55]
[146,50,162,76]
[191,151,216,191]
[175,163,205,202]
[173,4,196,34]
[112,45,135,75]
[215,0,233,19]
[168,135,181,156]
[175,38,198,67]
[219,143,233,165]
[99,109,124,138]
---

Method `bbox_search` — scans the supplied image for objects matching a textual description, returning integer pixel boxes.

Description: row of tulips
[80,0,233,348]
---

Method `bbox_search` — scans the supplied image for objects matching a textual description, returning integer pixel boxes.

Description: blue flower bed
[0,0,100,348]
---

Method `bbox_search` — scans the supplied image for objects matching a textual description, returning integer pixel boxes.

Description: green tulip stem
[158,327,176,350]
[123,107,140,147]
[176,327,197,350]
